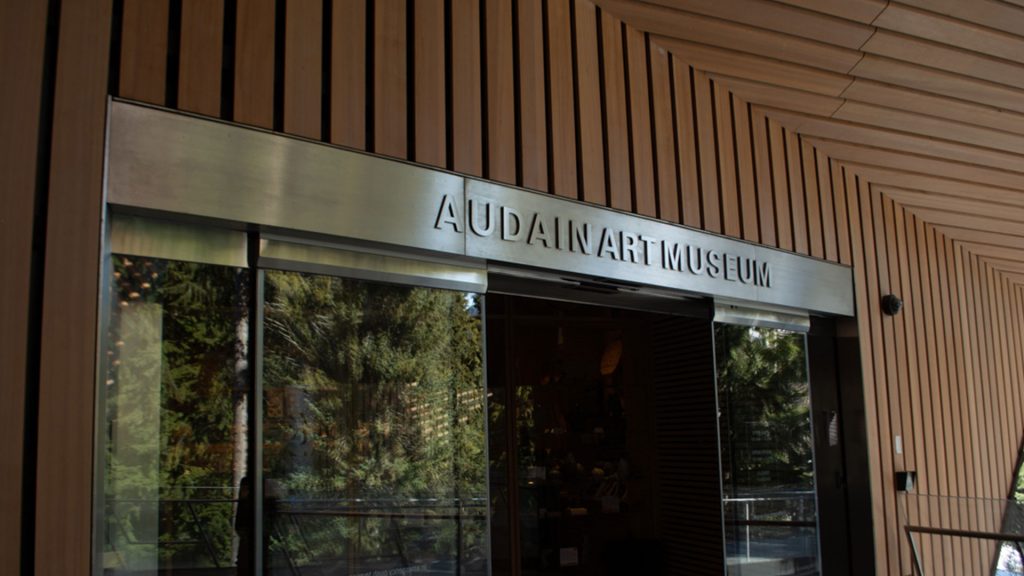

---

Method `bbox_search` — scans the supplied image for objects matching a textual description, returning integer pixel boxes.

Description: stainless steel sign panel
[106,101,853,316]
[106,102,465,255]
[459,180,853,315]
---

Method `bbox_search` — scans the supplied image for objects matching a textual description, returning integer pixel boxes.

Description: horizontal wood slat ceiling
[598,0,1024,273]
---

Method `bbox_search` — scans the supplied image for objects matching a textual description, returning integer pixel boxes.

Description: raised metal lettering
[501,206,522,241]
[435,194,463,232]
[598,228,620,260]
[468,197,494,236]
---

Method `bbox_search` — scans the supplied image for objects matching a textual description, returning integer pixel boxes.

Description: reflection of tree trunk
[231,315,249,564]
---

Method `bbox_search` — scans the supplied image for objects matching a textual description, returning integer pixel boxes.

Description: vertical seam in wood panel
[365,0,375,151]
[689,67,703,229]
[481,0,490,179]
[800,137,823,258]
[815,148,837,261]
[709,79,724,232]
[405,0,414,157]
[108,0,124,96]
[165,0,182,107]
[644,34,660,219]
[668,59,684,225]
[746,102,762,242]
[620,23,636,213]
[321,0,331,141]
[21,2,64,571]
[569,0,584,201]
[221,0,237,120]
[444,0,453,169]
[511,0,522,186]
[541,0,553,192]
[595,7,610,207]
[765,116,779,245]
[272,0,285,132]
[727,93,742,238]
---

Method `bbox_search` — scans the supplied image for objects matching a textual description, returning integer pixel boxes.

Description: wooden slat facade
[5,0,1024,574]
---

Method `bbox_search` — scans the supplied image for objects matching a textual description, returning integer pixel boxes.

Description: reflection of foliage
[716,324,813,493]
[262,272,486,571]
[105,257,247,569]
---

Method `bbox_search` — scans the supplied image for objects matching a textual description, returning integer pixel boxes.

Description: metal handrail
[899,494,1024,576]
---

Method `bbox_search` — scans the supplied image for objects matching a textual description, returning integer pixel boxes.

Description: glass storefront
[97,228,826,576]
[99,251,488,575]
[101,256,250,573]
[716,323,820,576]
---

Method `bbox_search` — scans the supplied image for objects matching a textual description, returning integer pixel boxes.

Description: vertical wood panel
[674,60,701,228]
[626,27,655,215]
[1007,280,1024,462]
[832,161,852,265]
[519,0,547,191]
[575,0,605,204]
[905,214,942,572]
[235,0,276,128]
[817,149,838,261]
[486,0,515,184]
[452,0,483,176]
[120,0,169,105]
[36,0,112,573]
[786,130,809,255]
[733,97,758,242]
[803,140,824,259]
[884,198,920,576]
[937,230,970,565]
[693,70,719,232]
[331,0,366,148]
[714,82,740,237]
[936,230,966,575]
[769,119,792,250]
[414,0,446,168]
[601,12,629,209]
[752,109,776,245]
[885,200,915,475]
[990,267,1007,504]
[284,0,322,139]
[649,42,678,222]
[863,182,903,574]
[844,169,888,576]
[950,241,980,570]
[0,3,49,570]
[547,0,577,197]
[375,0,407,157]
[179,0,224,116]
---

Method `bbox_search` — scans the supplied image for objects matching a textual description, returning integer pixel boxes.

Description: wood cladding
[0,3,49,573]
[7,0,1024,574]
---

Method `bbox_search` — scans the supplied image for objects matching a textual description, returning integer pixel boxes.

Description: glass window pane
[101,256,251,574]
[716,323,819,576]
[262,271,488,575]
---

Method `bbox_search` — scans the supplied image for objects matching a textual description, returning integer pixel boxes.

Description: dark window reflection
[262,271,488,575]
[715,324,819,576]
[102,256,250,574]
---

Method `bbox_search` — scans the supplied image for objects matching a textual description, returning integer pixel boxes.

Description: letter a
[434,194,464,232]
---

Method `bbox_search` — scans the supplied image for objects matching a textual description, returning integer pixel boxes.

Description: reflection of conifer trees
[262,271,486,571]
[716,325,813,493]
[105,257,248,569]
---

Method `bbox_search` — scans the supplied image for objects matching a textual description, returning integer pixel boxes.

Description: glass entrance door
[98,230,489,575]
[260,269,488,575]
[715,323,820,576]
